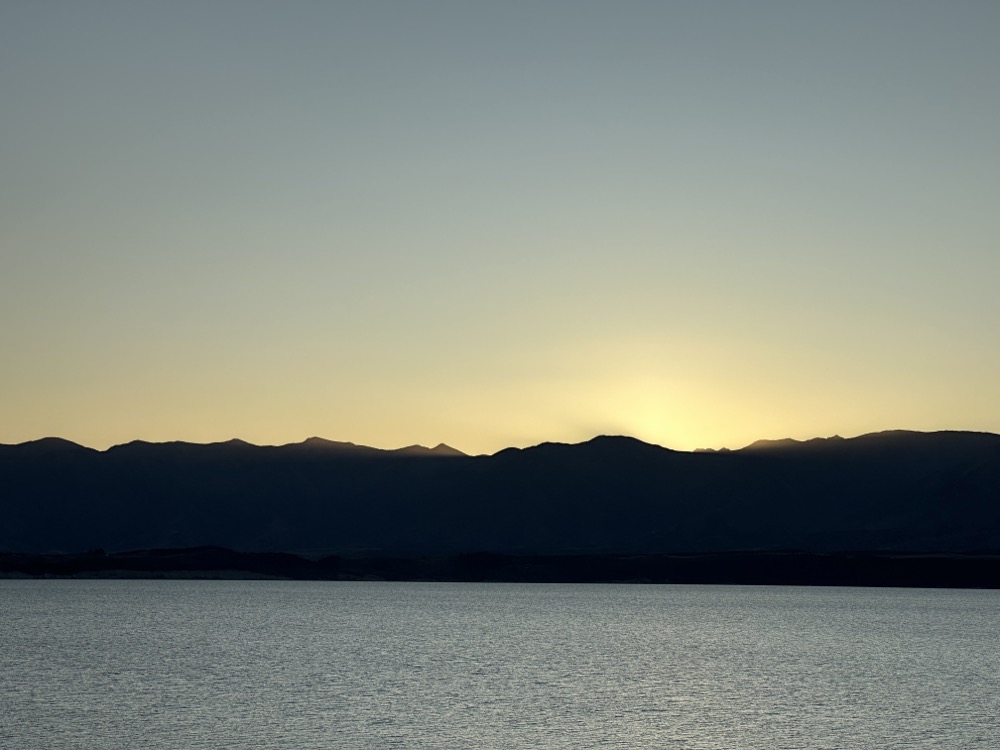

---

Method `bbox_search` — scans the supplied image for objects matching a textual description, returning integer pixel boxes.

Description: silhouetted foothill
[1,431,998,558]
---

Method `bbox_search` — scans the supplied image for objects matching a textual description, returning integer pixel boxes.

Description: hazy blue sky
[2,1,999,453]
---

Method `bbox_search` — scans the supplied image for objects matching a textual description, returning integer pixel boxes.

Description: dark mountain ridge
[1,431,998,556]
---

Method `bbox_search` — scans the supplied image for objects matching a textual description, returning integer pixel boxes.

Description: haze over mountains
[2,431,998,556]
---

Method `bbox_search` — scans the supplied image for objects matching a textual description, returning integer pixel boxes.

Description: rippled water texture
[2,580,998,749]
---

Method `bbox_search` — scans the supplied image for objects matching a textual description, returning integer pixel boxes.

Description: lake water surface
[1,580,997,749]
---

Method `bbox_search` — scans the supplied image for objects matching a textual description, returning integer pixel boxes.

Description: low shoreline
[2,547,999,588]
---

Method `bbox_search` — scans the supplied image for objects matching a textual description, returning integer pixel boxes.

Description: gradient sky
[2,1,999,454]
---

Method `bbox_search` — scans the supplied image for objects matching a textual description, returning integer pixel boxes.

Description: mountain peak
[742,437,802,451]
[4,437,94,454]
[217,438,253,447]
[430,443,466,456]
[295,437,369,451]
[741,435,851,452]
[392,443,467,457]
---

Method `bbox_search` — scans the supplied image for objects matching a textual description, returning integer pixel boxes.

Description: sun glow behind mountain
[2,2,999,454]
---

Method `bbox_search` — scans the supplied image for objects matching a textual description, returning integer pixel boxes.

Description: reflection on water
[1,580,998,749]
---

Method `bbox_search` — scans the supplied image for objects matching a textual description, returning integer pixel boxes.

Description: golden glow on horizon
[5,344,998,455]
[2,3,999,453]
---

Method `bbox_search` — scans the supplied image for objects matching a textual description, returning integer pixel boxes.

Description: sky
[2,1,999,454]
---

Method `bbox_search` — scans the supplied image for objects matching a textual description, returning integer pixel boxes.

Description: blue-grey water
[1,581,997,749]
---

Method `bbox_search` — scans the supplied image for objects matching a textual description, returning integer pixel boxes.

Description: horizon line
[4,427,998,456]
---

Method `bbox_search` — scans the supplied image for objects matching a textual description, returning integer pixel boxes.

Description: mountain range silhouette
[2,430,998,556]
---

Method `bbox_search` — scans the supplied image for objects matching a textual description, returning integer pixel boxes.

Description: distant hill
[1,431,998,555]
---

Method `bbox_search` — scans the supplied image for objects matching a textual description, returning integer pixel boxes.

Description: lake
[1,581,997,749]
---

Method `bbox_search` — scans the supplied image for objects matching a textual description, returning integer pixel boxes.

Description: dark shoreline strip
[2,548,999,588]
